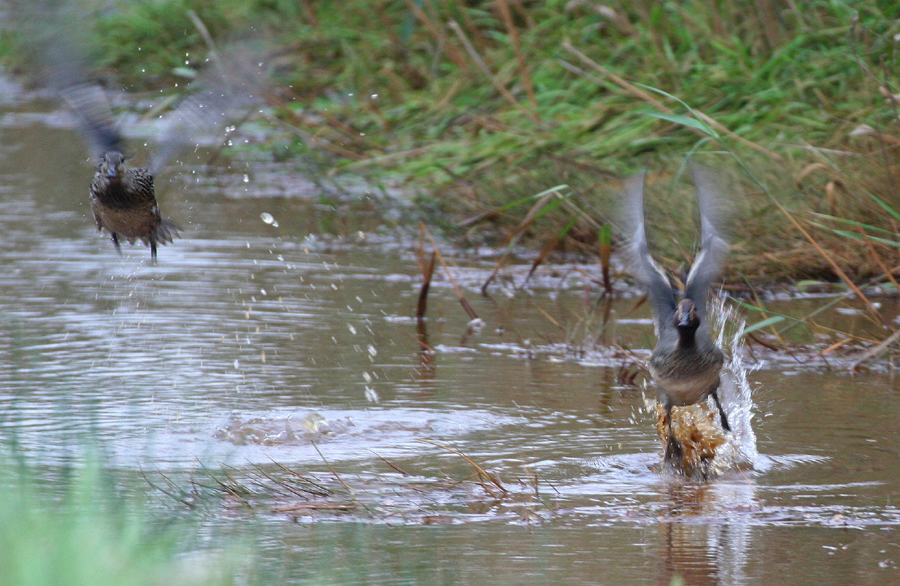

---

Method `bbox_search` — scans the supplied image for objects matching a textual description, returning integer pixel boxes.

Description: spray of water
[709,295,759,474]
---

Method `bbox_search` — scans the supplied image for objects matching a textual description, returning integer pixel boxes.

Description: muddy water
[2,98,900,585]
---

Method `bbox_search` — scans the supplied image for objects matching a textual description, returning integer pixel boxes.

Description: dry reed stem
[300,0,319,28]
[423,226,479,320]
[494,0,540,119]
[821,337,852,355]
[251,464,323,499]
[754,0,782,50]
[482,189,557,292]
[264,113,367,160]
[851,328,900,370]
[402,0,470,71]
[536,306,563,329]
[561,41,781,161]
[449,20,539,122]
[771,198,888,328]
[859,226,900,295]
[272,503,357,513]
[522,221,571,286]
[417,251,436,319]
[308,436,352,492]
[598,230,612,296]
[186,10,220,66]
[746,332,781,351]
[268,458,332,496]
[694,110,783,161]
[367,449,411,476]
[140,467,195,509]
[416,222,437,319]
[406,328,435,351]
[418,439,508,495]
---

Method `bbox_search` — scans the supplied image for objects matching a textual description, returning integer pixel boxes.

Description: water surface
[1,96,899,585]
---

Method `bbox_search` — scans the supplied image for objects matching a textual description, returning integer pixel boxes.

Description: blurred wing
[149,49,267,175]
[620,171,677,328]
[57,82,124,157]
[684,162,729,315]
[15,0,124,157]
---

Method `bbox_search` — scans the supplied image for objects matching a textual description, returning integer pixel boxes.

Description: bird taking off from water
[620,164,730,462]
[20,0,265,263]
[60,82,179,263]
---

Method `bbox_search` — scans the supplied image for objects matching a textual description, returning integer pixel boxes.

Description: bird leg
[111,233,121,254]
[711,388,731,432]
[150,239,158,265]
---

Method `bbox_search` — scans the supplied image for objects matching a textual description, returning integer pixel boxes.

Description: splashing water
[645,295,759,479]
[710,295,759,474]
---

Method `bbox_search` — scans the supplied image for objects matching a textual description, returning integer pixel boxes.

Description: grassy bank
[5,0,900,285]
[0,453,245,586]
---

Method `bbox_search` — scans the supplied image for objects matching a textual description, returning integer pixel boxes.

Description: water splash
[710,295,759,474]
[646,295,759,479]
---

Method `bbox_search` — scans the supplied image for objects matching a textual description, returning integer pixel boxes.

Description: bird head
[674,299,700,335]
[99,151,126,182]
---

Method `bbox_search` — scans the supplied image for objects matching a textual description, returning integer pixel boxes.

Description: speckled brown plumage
[89,151,178,263]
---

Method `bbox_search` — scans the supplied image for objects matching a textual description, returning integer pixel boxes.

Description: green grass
[0,454,244,586]
[6,0,900,284]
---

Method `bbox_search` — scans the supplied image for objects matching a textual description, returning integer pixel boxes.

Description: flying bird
[21,0,264,263]
[59,82,180,263]
[621,164,730,462]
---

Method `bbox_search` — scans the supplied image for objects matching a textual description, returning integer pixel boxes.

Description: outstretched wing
[148,49,267,175]
[619,171,677,331]
[684,162,729,316]
[16,0,124,157]
[57,82,125,157]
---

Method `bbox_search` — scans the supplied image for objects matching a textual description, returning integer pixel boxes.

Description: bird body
[620,165,730,462]
[88,151,177,262]
[649,314,724,407]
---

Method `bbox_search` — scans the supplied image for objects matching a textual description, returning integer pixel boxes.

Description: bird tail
[155,219,182,245]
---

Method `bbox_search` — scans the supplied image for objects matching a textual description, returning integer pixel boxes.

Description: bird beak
[105,163,118,179]
[677,309,692,328]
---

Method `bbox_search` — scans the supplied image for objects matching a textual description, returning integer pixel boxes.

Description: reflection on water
[2,97,900,585]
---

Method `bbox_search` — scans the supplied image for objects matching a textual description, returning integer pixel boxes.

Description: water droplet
[242,174,250,183]
[260,212,275,225]
[363,372,372,383]
[364,386,379,403]
[233,360,240,369]
[367,345,377,357]
[347,324,357,335]
[371,93,379,99]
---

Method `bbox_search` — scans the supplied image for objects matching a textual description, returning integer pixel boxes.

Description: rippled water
[2,95,899,585]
